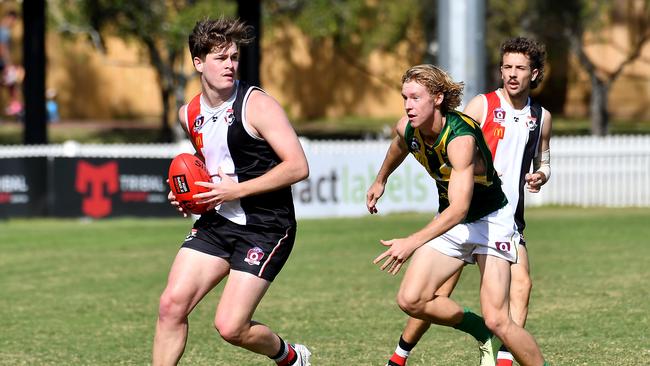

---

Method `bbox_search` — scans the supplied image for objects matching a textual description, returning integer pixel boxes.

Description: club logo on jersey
[526,116,538,131]
[495,241,511,252]
[193,115,206,133]
[244,247,265,266]
[410,138,421,152]
[493,108,506,123]
[224,108,235,126]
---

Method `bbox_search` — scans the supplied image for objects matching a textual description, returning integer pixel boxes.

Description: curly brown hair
[500,37,546,89]
[189,17,254,60]
[402,64,464,113]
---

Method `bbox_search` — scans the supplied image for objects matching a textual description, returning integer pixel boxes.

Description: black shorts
[181,211,296,282]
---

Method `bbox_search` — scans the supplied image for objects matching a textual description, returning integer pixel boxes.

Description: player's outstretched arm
[373,135,475,275]
[367,117,409,214]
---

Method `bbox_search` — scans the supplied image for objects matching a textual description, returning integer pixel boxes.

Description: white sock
[395,345,410,358]
[497,350,514,361]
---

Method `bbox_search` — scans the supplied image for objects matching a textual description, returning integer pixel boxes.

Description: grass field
[1,207,649,365]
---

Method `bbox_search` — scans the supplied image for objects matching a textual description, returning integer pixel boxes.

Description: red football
[168,153,213,214]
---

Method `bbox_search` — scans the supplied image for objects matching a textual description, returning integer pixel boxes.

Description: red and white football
[168,153,213,215]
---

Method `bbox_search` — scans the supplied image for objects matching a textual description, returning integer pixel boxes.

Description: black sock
[270,336,289,360]
[398,335,417,352]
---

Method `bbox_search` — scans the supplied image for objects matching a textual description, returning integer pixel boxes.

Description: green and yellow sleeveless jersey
[404,111,507,223]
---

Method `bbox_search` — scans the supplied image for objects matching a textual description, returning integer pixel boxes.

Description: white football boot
[292,344,311,366]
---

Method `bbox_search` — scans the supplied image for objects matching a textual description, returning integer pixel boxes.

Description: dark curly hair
[189,17,254,60]
[500,37,546,89]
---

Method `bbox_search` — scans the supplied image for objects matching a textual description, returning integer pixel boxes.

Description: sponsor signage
[0,158,48,217]
[1,146,440,219]
[51,158,174,218]
[293,149,439,218]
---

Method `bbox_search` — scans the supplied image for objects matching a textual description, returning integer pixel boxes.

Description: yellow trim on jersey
[458,112,481,128]
[434,127,452,181]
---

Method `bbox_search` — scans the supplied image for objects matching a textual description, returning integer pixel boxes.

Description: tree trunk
[238,0,261,86]
[173,73,188,142]
[159,87,173,142]
[23,0,48,144]
[589,75,609,136]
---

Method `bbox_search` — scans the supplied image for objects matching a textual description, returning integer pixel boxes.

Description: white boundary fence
[528,135,650,207]
[1,135,649,218]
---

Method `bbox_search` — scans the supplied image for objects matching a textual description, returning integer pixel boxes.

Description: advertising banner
[0,158,48,217]
[293,142,439,218]
[1,143,440,219]
[51,157,174,218]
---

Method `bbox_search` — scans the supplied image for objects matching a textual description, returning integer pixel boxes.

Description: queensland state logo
[244,247,265,266]
[493,108,506,123]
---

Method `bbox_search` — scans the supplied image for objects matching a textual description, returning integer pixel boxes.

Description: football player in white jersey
[384,37,552,366]
[153,18,311,366]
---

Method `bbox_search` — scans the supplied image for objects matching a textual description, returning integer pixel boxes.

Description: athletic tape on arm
[533,149,551,181]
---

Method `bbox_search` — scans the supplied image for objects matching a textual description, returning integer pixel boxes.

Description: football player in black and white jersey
[153,18,310,366]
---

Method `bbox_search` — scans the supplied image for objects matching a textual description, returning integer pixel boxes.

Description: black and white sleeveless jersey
[480,89,547,233]
[184,80,296,229]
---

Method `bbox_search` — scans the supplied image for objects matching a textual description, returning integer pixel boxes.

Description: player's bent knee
[516,274,533,294]
[157,292,191,322]
[214,321,246,346]
[511,275,533,302]
[482,311,510,336]
[396,291,427,316]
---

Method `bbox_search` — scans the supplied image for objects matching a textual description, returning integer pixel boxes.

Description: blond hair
[402,65,464,112]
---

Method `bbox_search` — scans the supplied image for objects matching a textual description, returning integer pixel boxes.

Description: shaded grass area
[0,207,649,365]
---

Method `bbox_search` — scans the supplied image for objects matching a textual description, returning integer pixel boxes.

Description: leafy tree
[51,0,237,141]
[526,0,650,135]
[264,0,434,90]
[268,0,650,135]
[575,0,650,135]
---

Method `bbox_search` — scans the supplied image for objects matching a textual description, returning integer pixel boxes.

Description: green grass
[1,207,649,365]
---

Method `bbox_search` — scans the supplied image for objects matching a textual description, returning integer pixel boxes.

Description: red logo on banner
[75,161,119,218]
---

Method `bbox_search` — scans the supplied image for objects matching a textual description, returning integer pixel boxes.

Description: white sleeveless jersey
[184,83,244,224]
[479,89,547,233]
[183,81,296,229]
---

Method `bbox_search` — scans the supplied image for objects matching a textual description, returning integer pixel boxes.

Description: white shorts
[425,206,519,264]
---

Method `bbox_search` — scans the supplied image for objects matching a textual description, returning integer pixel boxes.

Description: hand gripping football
[168,153,213,215]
